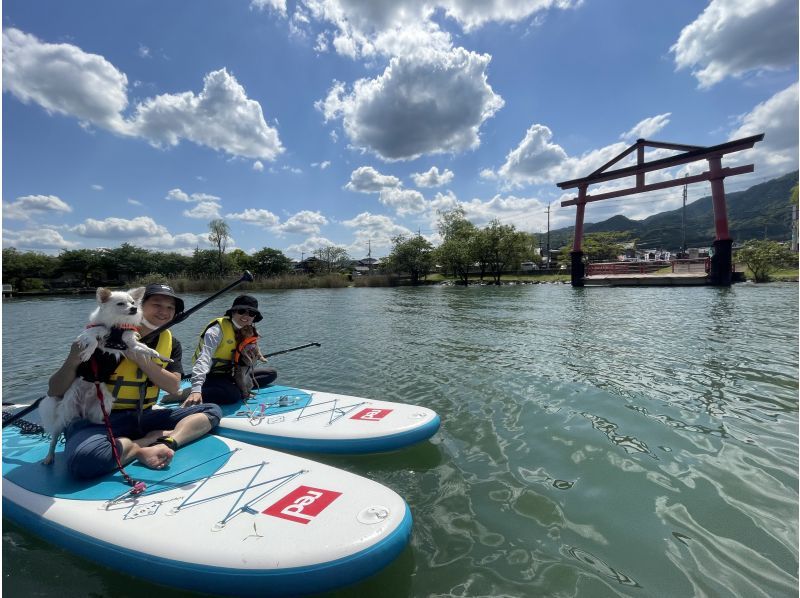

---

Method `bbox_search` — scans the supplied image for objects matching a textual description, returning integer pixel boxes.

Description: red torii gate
[556,133,764,287]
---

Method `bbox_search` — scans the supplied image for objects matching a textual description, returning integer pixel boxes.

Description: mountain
[547,171,799,250]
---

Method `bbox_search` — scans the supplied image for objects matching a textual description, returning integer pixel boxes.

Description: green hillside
[549,171,798,250]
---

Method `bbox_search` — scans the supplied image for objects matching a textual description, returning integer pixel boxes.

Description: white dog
[39,287,168,465]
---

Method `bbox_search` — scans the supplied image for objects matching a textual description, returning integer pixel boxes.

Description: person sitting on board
[48,283,223,479]
[181,295,277,407]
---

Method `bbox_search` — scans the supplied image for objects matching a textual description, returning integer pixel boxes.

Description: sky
[2,0,798,259]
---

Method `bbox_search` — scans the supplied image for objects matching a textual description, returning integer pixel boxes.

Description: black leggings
[202,367,278,405]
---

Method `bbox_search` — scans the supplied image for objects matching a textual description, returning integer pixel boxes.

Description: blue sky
[3,0,798,259]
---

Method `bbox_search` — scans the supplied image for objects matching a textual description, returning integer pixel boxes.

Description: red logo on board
[263,486,342,524]
[351,408,393,421]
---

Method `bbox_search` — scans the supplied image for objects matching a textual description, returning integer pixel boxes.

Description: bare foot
[134,444,174,469]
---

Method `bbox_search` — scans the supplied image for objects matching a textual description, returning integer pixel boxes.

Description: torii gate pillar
[708,157,733,286]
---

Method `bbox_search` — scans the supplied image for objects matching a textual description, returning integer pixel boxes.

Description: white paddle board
[162,383,441,454]
[2,414,412,597]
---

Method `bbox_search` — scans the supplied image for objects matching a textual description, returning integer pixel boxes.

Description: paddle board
[162,383,441,454]
[2,413,412,597]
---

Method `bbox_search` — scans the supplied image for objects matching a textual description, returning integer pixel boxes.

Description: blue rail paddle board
[2,414,412,597]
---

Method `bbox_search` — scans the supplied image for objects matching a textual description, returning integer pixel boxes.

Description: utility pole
[545,204,551,269]
[682,173,688,256]
[368,239,372,276]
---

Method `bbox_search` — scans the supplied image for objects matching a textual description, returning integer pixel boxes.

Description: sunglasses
[234,309,258,317]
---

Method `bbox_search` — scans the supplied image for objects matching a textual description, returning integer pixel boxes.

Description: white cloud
[495,124,570,185]
[411,166,454,187]
[253,160,264,172]
[298,0,577,58]
[2,226,80,250]
[130,68,284,160]
[345,166,401,192]
[72,216,169,238]
[728,82,799,178]
[620,113,671,141]
[671,0,799,88]
[91,184,104,191]
[183,201,222,219]
[3,194,73,220]
[312,160,332,169]
[341,211,414,252]
[285,235,344,256]
[225,208,281,227]
[277,210,329,234]
[251,0,287,16]
[379,188,428,215]
[128,198,143,206]
[138,44,151,59]
[3,29,284,161]
[166,188,221,203]
[2,28,129,132]
[318,48,504,161]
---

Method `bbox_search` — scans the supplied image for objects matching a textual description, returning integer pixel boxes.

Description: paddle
[2,271,254,429]
[176,341,321,381]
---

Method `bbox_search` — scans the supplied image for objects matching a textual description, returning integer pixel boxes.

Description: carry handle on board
[2,271,254,428]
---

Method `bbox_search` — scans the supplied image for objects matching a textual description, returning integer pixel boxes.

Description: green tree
[208,219,231,277]
[149,251,192,276]
[483,219,527,284]
[435,207,477,285]
[251,247,293,277]
[736,240,797,282]
[583,232,630,262]
[387,235,434,284]
[57,249,105,286]
[190,248,235,277]
[102,243,155,281]
[228,249,255,274]
[2,248,58,290]
[313,246,350,274]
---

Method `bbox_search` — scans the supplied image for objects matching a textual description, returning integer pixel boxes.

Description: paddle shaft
[178,342,321,380]
[264,342,321,359]
[2,272,253,428]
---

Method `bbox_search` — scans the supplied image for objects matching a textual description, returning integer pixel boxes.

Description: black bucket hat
[142,283,184,314]
[226,294,263,322]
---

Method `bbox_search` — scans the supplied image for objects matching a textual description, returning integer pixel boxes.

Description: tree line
[5,206,796,291]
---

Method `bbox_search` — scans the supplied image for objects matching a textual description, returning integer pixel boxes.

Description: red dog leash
[90,357,146,495]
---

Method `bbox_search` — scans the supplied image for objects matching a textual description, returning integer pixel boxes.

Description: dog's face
[92,287,146,326]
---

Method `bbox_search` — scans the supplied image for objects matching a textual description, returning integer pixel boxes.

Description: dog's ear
[128,287,146,303]
[96,287,112,303]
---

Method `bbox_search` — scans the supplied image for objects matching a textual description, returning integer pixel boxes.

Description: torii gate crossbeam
[556,133,764,287]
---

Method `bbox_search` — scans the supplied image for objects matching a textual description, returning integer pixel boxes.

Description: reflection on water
[3,283,798,597]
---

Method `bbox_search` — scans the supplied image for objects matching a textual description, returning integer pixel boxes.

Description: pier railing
[586,258,725,276]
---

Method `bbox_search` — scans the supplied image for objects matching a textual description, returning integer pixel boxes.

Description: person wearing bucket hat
[182,294,277,407]
[46,283,223,479]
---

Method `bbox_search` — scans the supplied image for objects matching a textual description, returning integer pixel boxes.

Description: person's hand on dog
[181,391,203,408]
[65,341,85,367]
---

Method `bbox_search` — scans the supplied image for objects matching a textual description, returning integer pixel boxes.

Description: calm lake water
[3,283,798,597]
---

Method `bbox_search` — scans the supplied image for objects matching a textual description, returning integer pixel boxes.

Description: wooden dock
[583,272,710,286]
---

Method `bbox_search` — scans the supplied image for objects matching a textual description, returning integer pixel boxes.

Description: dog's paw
[130,342,173,363]
[77,334,101,361]
[41,454,55,466]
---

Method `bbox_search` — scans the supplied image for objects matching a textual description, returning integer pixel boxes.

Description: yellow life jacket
[193,316,237,376]
[108,330,173,411]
